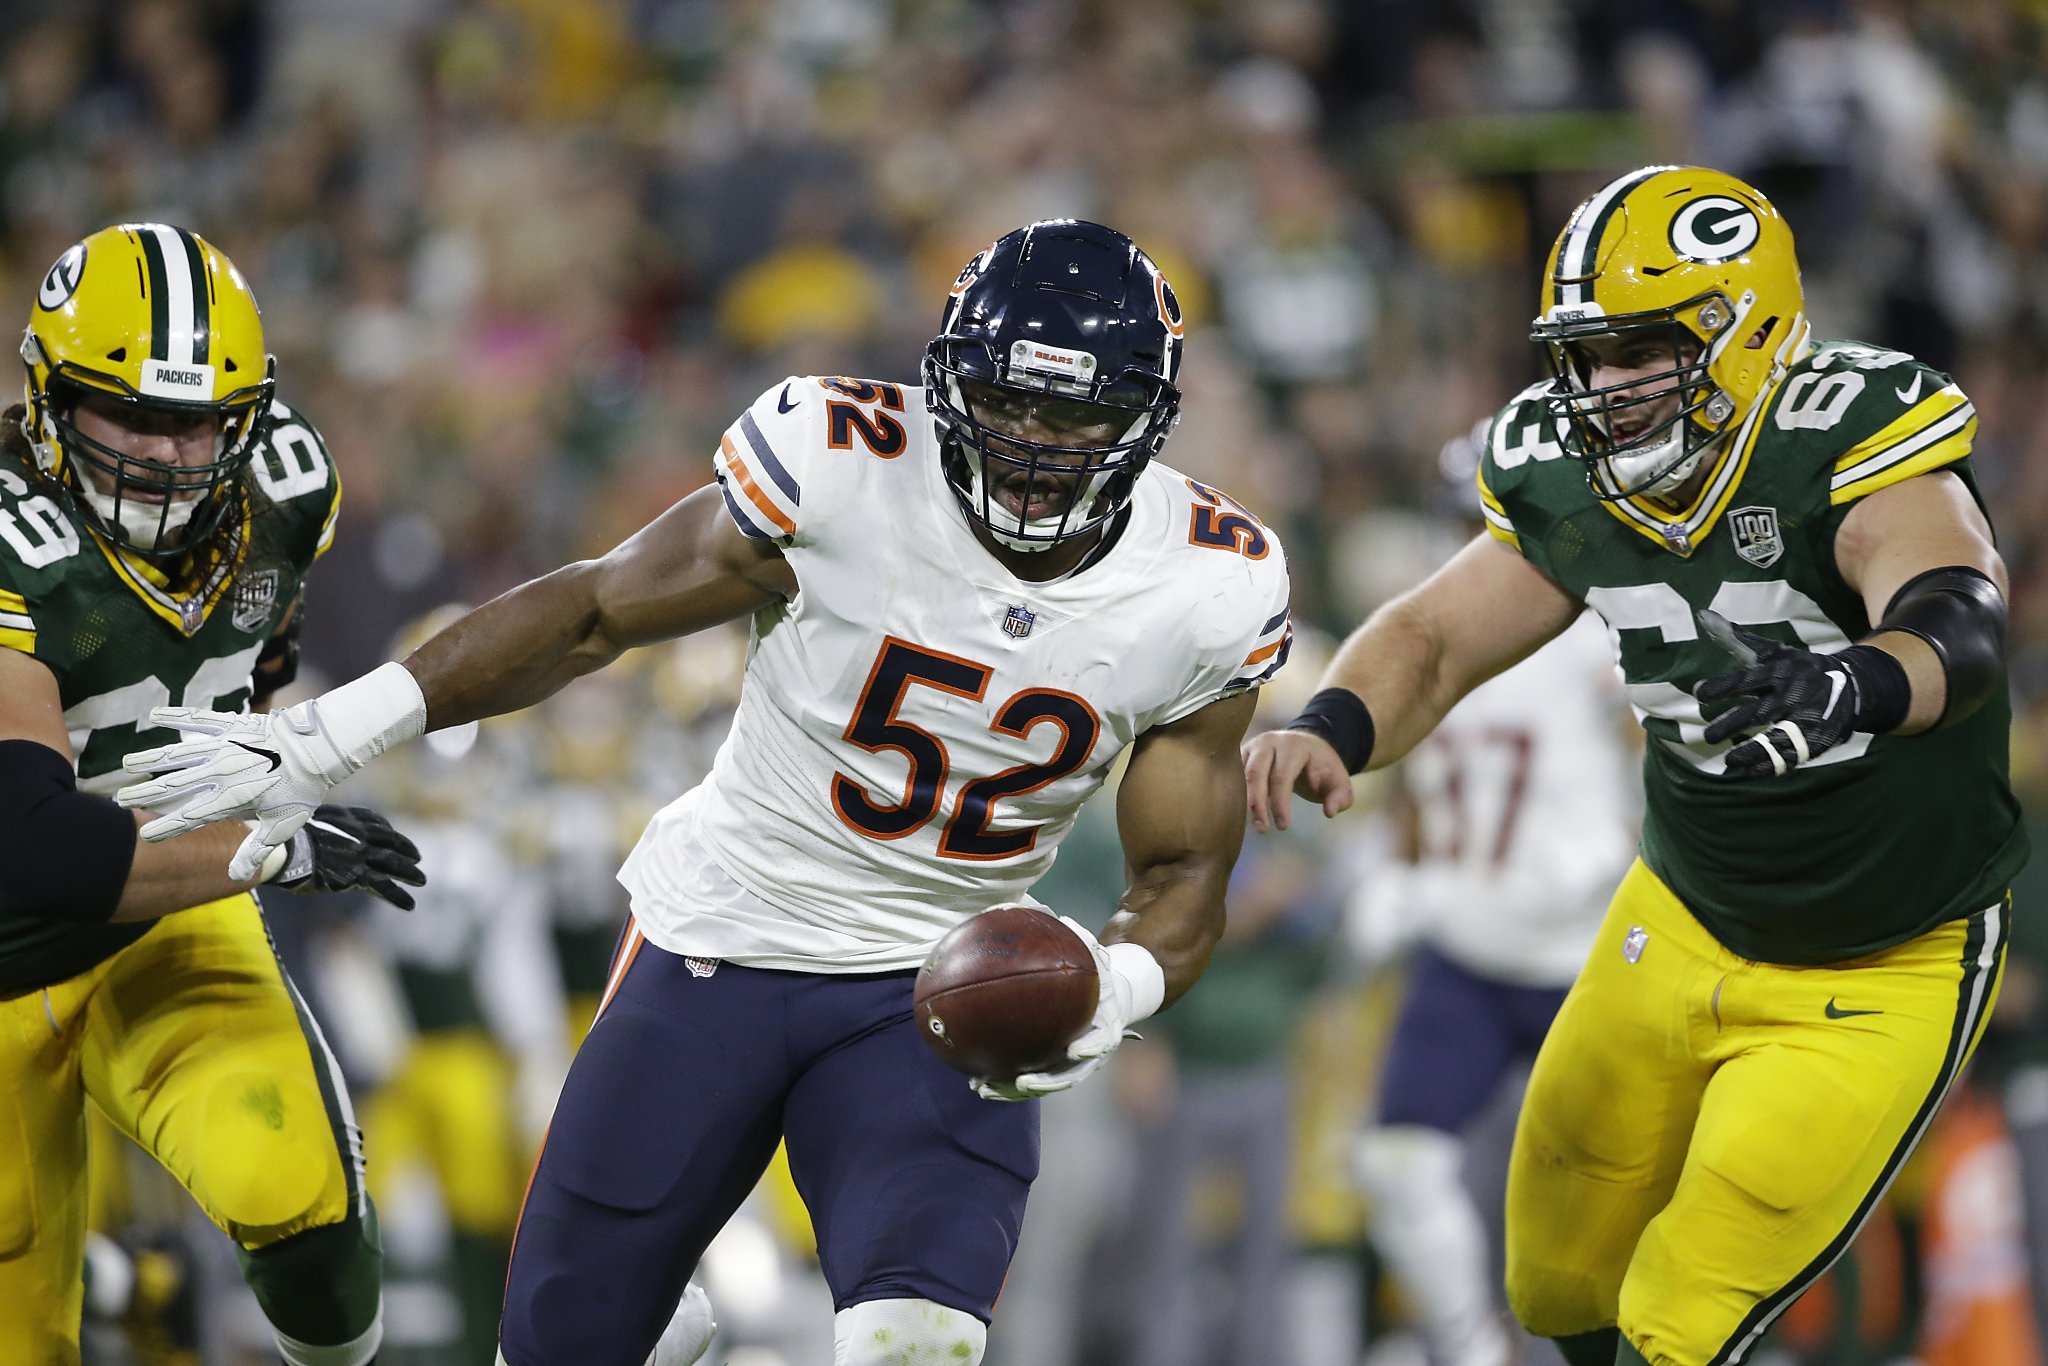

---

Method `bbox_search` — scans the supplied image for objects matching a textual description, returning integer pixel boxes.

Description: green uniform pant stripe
[265,922,368,1218]
[1708,901,2003,1365]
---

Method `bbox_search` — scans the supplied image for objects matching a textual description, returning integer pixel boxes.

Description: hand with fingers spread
[1241,686,1373,833]
[115,662,428,881]
[263,805,427,910]
[1693,609,1907,779]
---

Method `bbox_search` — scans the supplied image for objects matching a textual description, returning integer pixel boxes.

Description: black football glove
[1693,609,1899,779]
[267,804,425,910]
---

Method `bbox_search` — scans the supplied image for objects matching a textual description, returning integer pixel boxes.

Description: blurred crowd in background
[11,0,2048,1363]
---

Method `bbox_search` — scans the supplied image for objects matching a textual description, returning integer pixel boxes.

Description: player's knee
[196,1070,349,1242]
[833,1297,987,1366]
[241,1203,383,1362]
[1504,1255,1609,1341]
[1353,1123,1464,1210]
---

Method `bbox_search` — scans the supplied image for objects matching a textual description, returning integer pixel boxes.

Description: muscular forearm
[1104,859,1230,1006]
[1866,630,1945,735]
[115,812,265,920]
[1323,597,1461,772]
[405,561,620,730]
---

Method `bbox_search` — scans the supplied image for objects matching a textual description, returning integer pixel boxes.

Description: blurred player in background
[119,220,1292,1366]
[0,225,422,1366]
[1246,166,2024,1366]
[332,609,571,1366]
[1350,438,1636,1366]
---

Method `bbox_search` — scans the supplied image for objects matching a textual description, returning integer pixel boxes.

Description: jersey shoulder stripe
[1829,385,1975,503]
[713,380,812,540]
[0,586,31,653]
[1230,606,1292,691]
[1478,467,1519,549]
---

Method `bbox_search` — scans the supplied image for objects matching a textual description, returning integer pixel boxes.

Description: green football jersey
[1478,340,2026,964]
[0,399,341,993]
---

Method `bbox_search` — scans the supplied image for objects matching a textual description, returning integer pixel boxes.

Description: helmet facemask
[926,336,1179,552]
[1537,294,1746,501]
[26,361,271,562]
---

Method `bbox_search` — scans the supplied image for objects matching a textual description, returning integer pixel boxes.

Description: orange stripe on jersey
[720,435,797,536]
[1242,635,1287,668]
[592,922,646,1023]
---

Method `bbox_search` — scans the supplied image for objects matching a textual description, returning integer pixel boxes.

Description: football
[915,905,1099,1081]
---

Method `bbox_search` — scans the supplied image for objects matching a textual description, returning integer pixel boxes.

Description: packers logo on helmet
[18,223,276,562]
[1532,166,1812,501]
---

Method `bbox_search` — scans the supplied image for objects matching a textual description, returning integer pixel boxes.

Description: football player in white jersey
[1353,600,1634,1366]
[115,220,1293,1366]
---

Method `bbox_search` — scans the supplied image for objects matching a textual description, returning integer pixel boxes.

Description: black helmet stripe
[134,223,205,366]
[1554,166,1668,309]
[176,227,211,365]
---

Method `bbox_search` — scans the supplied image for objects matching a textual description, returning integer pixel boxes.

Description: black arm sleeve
[0,739,136,923]
[1879,566,2008,727]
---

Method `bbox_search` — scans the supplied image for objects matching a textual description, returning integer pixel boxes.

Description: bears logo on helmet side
[925,220,1184,553]
[1531,166,1811,501]
[19,223,277,563]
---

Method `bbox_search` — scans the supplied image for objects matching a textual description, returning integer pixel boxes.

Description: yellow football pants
[363,1030,523,1237]
[1505,860,2005,1366]
[0,895,362,1365]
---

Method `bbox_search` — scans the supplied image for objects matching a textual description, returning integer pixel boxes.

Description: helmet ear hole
[105,347,125,362]
[1745,317,1779,350]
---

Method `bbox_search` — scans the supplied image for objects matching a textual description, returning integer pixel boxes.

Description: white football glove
[973,916,1166,1102]
[116,663,428,881]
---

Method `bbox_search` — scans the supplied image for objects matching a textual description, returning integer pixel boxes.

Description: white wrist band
[1103,941,1167,1024]
[317,662,429,772]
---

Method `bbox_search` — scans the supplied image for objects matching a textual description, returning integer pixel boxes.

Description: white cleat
[648,1281,718,1366]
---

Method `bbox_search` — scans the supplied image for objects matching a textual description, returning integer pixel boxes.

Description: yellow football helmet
[19,223,275,559]
[1531,166,1812,499]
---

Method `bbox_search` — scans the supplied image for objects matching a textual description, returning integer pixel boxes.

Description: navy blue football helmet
[925,220,1184,552]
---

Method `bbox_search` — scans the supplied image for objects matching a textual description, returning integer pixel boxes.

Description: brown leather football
[914,905,1099,1081]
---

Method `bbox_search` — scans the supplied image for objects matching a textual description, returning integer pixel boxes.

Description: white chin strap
[82,485,201,548]
[1600,425,1709,499]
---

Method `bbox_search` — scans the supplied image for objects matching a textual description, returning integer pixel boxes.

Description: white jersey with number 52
[618,376,1293,972]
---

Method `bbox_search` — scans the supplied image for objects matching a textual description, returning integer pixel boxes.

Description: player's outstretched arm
[117,486,793,875]
[0,649,421,921]
[1245,534,1579,832]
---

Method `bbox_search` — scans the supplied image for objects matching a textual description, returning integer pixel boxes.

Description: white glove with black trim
[116,663,428,880]
[261,805,426,910]
[972,917,1166,1102]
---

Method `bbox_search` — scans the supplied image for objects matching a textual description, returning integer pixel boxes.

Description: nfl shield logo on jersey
[1729,506,1783,569]
[684,956,719,978]
[1001,604,1036,639]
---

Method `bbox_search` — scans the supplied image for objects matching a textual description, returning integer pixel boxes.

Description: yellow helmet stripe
[133,224,209,366]
[1554,166,1669,310]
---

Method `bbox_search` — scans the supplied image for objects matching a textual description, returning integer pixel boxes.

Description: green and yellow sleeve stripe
[1830,386,1976,505]
[1478,467,1520,551]
[0,587,34,654]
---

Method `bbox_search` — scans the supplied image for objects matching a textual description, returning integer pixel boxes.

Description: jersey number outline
[822,378,908,459]
[832,636,1103,860]
[0,469,81,568]
[1582,578,1871,773]
[1415,725,1534,869]
[1186,479,1269,559]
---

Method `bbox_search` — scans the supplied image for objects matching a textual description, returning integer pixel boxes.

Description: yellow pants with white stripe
[0,895,362,1366]
[1505,859,2005,1366]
